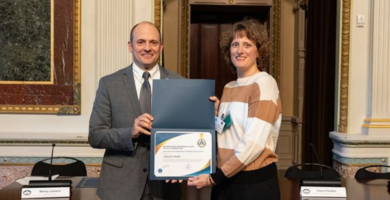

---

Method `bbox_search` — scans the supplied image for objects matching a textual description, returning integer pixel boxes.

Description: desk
[0,177,100,200]
[279,178,390,200]
[1,177,389,200]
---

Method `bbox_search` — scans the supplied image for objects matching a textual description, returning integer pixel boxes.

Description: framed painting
[0,0,81,114]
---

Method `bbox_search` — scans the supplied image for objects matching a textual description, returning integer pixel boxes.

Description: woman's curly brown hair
[219,18,270,72]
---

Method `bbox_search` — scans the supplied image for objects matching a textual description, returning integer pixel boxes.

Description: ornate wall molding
[272,0,281,84]
[333,154,388,166]
[330,131,390,146]
[338,0,351,133]
[0,140,89,146]
[0,132,104,157]
[331,131,390,177]
[179,0,189,77]
[333,155,388,178]
[154,0,162,29]
[0,157,102,165]
[0,0,81,115]
[334,160,387,178]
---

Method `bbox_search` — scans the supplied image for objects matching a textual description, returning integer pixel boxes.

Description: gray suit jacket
[89,64,184,200]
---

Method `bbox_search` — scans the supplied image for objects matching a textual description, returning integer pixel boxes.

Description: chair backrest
[355,165,390,180]
[285,163,340,180]
[31,157,87,177]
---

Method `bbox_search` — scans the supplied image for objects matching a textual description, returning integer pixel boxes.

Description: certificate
[150,79,216,180]
[151,131,213,179]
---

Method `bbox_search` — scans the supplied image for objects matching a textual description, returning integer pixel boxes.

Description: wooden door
[190,23,235,98]
[189,5,271,98]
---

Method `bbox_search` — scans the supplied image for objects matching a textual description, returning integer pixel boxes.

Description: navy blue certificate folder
[150,79,216,180]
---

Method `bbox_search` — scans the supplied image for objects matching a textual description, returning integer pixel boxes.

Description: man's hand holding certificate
[150,80,216,180]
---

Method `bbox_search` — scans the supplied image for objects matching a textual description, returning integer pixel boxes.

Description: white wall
[347,0,371,134]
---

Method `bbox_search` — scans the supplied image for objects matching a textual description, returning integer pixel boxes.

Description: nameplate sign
[21,186,70,199]
[300,186,346,198]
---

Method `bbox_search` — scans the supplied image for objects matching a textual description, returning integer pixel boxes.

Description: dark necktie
[139,72,151,114]
[138,72,151,147]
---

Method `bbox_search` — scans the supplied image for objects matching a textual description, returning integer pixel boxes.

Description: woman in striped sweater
[188,18,282,200]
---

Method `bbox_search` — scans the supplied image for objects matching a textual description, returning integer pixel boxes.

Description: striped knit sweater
[211,71,282,184]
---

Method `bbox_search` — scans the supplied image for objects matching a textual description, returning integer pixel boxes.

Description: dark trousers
[141,179,164,200]
[141,178,182,200]
[211,163,280,200]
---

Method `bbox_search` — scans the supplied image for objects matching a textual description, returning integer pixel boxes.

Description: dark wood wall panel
[190,24,200,78]
[200,24,219,79]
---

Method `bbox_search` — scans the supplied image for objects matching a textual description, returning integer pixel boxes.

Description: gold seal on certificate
[197,133,206,148]
[151,131,214,180]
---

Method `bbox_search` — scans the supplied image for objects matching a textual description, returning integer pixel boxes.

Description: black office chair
[285,163,340,180]
[31,157,87,177]
[355,165,390,180]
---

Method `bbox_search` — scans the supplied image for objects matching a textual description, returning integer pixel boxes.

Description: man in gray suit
[89,21,183,200]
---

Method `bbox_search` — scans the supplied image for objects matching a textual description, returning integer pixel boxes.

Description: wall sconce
[293,0,308,13]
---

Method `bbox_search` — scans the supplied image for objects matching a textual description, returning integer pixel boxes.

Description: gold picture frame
[0,0,81,114]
